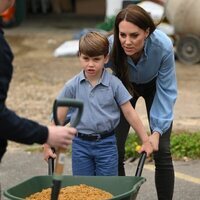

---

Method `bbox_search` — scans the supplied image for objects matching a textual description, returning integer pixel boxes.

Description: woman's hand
[149,132,160,151]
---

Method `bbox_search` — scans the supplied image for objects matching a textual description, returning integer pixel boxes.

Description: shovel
[50,98,83,200]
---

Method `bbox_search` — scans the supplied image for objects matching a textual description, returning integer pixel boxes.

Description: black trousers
[115,78,174,200]
[0,138,7,162]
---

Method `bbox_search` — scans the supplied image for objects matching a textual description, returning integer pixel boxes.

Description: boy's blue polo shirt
[57,69,132,134]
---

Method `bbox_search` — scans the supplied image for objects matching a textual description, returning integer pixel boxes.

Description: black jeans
[0,138,7,162]
[115,77,174,200]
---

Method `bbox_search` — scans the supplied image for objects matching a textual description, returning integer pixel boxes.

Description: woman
[108,4,177,200]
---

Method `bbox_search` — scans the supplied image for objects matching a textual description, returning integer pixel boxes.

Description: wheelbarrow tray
[4,175,146,200]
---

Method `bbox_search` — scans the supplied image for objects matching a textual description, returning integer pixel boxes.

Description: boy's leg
[72,138,95,176]
[95,135,118,176]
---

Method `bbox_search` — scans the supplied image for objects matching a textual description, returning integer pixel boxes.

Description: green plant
[171,132,200,159]
[95,16,115,31]
[125,131,200,160]
[125,133,141,160]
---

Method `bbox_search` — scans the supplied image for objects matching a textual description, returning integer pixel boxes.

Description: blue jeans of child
[72,135,118,176]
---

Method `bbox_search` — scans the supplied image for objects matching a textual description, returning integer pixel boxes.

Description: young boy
[44,32,153,176]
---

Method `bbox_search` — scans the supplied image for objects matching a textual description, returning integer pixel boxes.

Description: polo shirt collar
[80,69,109,87]
[79,70,86,82]
[100,69,109,87]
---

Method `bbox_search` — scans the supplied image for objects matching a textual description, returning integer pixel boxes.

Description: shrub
[125,133,141,160]
[125,132,200,160]
[171,132,200,159]
[95,16,115,31]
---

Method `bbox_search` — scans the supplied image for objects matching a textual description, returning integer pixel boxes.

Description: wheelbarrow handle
[48,148,55,175]
[48,157,54,176]
[135,152,147,177]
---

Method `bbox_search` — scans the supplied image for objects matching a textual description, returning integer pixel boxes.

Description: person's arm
[149,50,177,149]
[0,28,77,148]
[0,30,49,144]
[150,51,177,135]
[120,101,154,156]
[0,105,76,148]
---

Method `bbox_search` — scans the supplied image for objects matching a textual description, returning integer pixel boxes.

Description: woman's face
[118,20,149,56]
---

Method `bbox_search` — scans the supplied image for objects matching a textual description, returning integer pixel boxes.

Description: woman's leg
[143,78,174,200]
[0,138,7,162]
[115,113,130,176]
[154,125,174,200]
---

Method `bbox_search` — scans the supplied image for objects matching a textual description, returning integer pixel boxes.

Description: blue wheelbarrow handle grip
[135,152,147,177]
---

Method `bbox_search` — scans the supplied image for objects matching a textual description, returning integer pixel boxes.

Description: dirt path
[4,15,200,134]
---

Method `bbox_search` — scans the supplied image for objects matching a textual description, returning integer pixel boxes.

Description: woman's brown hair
[111,4,156,96]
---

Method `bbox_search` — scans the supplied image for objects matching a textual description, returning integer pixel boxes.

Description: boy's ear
[104,54,109,64]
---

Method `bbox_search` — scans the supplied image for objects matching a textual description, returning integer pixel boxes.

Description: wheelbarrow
[4,153,146,200]
[4,99,147,200]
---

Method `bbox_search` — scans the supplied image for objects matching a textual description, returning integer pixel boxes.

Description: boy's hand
[43,144,57,162]
[139,140,153,157]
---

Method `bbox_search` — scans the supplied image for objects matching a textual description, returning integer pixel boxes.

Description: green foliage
[171,132,200,159]
[125,132,200,160]
[95,16,115,31]
[125,133,141,160]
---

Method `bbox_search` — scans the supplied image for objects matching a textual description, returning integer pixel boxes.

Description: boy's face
[79,53,109,79]
[0,0,15,13]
